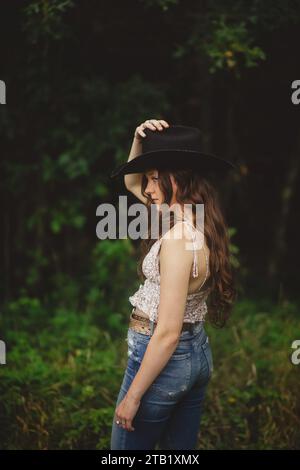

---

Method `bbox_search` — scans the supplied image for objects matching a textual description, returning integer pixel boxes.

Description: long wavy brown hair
[136,168,237,328]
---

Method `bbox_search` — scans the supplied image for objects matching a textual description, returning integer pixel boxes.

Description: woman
[109,119,237,450]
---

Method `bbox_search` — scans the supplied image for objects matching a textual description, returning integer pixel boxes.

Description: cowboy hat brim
[110,149,237,178]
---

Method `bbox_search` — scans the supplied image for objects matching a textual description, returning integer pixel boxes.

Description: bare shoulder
[161,221,193,242]
[160,221,194,262]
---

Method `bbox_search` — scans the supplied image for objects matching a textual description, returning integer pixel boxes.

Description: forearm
[124,137,143,189]
[126,331,179,402]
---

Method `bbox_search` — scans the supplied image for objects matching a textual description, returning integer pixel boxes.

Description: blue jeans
[110,322,213,450]
[110,320,213,450]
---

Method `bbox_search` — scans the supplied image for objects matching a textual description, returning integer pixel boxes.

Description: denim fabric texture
[110,320,213,450]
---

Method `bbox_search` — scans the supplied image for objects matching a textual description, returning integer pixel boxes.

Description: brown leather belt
[129,307,200,335]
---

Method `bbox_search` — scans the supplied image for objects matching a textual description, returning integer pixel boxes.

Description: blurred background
[0,0,299,450]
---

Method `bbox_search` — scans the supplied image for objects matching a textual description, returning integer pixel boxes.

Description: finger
[135,125,145,138]
[125,418,134,432]
[144,120,156,131]
[150,119,163,130]
[115,412,125,427]
[159,120,169,127]
[121,417,128,431]
[137,128,146,138]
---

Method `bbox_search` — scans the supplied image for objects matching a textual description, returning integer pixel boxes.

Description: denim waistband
[129,319,207,351]
[149,318,205,338]
[128,325,208,358]
[130,307,205,338]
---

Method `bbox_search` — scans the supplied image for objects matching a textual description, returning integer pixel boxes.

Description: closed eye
[145,175,158,181]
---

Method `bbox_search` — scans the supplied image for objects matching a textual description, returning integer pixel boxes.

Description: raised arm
[124,120,169,203]
[124,135,144,190]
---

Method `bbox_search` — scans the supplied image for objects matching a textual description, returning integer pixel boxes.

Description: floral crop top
[128,219,210,323]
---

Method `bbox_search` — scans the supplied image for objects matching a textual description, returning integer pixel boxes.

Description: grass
[0,296,299,449]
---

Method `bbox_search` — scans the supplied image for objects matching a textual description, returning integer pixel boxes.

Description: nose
[146,191,155,200]
[145,180,155,198]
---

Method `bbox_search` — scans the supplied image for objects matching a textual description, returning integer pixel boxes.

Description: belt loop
[150,320,154,337]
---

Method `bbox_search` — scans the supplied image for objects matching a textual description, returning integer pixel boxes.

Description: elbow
[154,327,181,346]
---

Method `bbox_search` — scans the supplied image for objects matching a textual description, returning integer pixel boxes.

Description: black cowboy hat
[110,125,237,178]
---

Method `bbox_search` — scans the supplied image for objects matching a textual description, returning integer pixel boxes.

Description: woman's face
[144,169,163,206]
[144,169,178,208]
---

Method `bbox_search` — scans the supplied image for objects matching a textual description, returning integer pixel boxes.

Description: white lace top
[129,219,210,323]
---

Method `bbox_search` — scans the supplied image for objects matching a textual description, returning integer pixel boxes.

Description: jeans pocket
[148,351,192,400]
[126,329,192,400]
[126,328,140,362]
[201,337,214,379]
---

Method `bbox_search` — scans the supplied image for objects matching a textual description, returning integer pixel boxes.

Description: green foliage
[1,0,300,450]
[23,0,75,43]
[1,70,169,298]
[201,299,300,449]
[83,238,137,333]
[203,16,266,76]
[0,296,127,449]
[1,297,299,449]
